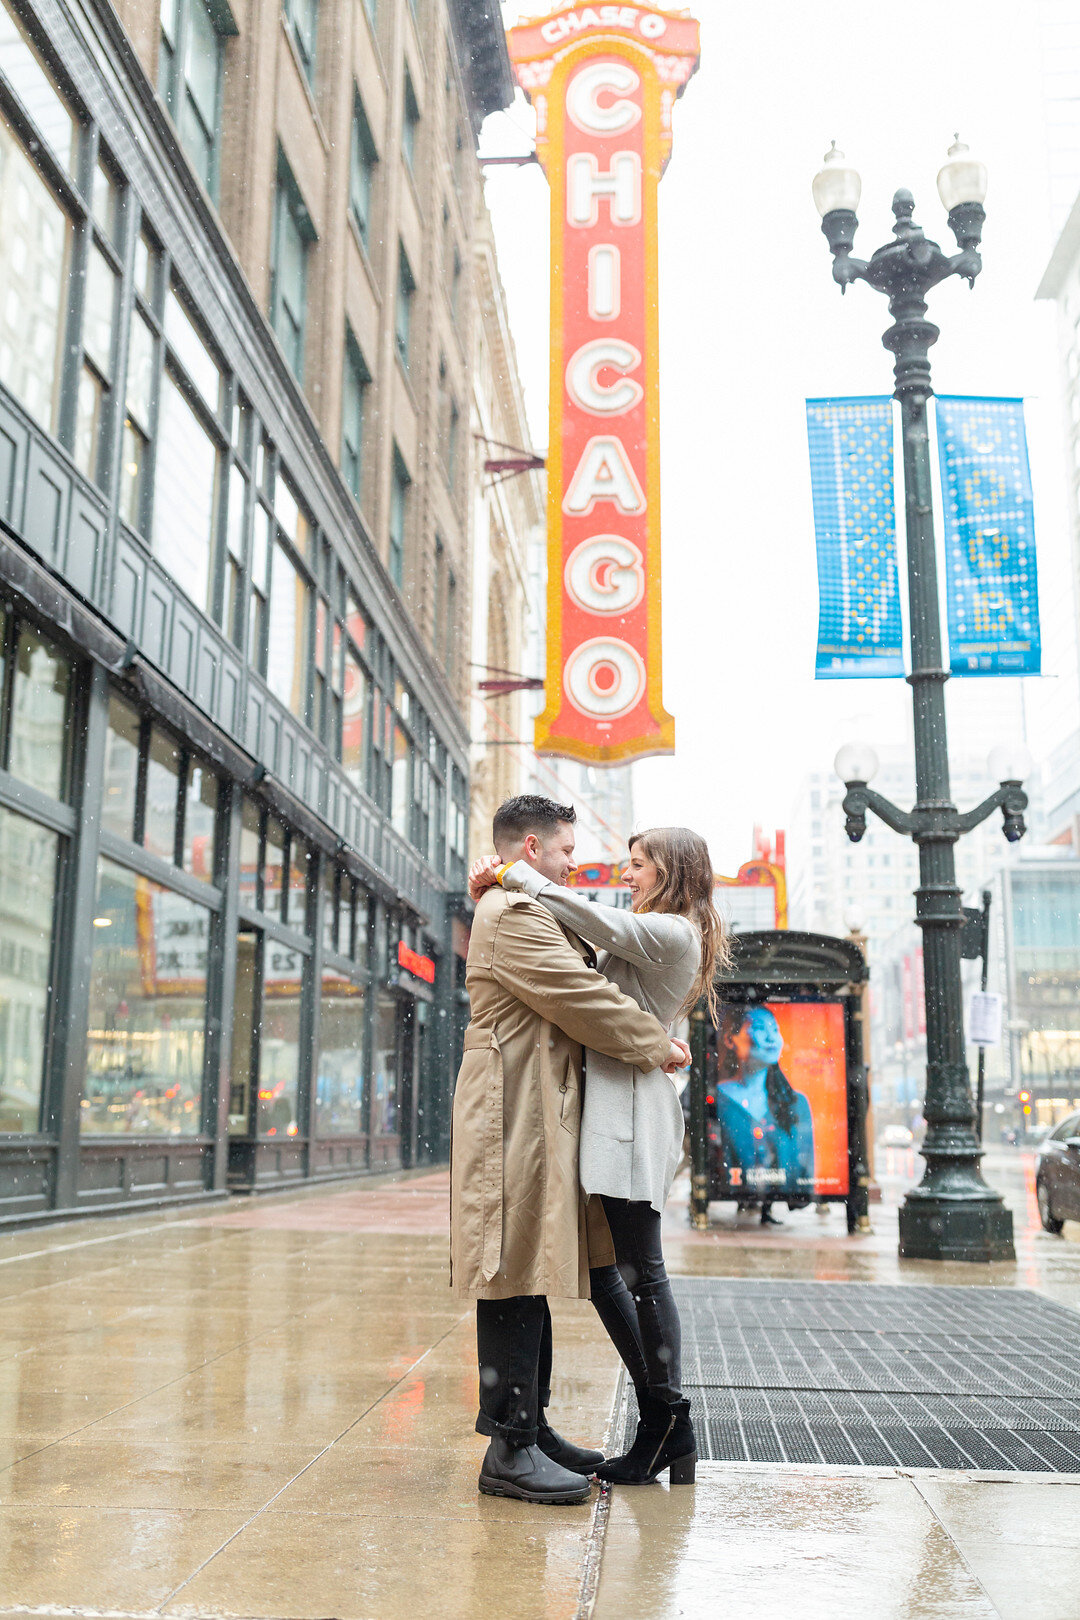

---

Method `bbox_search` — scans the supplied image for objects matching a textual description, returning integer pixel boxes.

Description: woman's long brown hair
[628,827,730,1023]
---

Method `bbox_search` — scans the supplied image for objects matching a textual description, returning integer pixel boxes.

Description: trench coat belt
[463,1024,503,1283]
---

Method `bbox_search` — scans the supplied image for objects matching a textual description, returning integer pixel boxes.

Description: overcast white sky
[479,1,1077,873]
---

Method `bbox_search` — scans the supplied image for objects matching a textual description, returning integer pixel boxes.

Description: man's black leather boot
[478,1436,592,1503]
[537,1419,605,1472]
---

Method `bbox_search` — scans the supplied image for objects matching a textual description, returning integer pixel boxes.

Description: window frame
[158,0,234,200]
[349,88,378,251]
[341,327,370,504]
[283,0,318,84]
[394,242,415,372]
[402,69,420,175]
[270,151,316,382]
[388,446,410,590]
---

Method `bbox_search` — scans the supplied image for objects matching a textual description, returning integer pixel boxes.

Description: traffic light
[1018,1090,1032,1118]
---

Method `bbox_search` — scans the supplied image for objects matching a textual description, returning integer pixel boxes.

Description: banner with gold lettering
[507,4,700,764]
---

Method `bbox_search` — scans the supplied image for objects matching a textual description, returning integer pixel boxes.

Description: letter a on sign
[507,4,700,764]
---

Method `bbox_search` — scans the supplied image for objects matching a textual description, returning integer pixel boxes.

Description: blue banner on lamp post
[806,397,904,679]
[936,396,1041,677]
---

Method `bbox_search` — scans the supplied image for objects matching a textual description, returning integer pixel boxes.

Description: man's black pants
[475,1295,552,1446]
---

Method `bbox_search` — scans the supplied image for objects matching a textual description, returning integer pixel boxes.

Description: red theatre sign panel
[507,4,700,766]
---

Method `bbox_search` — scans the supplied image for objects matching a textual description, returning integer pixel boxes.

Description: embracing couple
[449,794,726,1505]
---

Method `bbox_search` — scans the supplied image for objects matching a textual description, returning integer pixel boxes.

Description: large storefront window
[84,860,209,1134]
[9,624,71,800]
[315,972,366,1136]
[99,692,220,875]
[0,807,58,1132]
[259,941,301,1136]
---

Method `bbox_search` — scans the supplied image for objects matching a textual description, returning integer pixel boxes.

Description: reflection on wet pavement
[0,1150,1077,1617]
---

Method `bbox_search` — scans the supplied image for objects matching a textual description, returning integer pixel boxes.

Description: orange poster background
[767,1001,850,1197]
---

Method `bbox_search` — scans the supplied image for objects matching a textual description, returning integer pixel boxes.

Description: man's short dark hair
[492,794,576,848]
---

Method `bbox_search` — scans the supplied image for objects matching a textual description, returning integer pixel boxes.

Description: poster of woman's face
[711,1001,850,1201]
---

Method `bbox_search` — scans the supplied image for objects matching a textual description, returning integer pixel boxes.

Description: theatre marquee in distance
[507,3,700,764]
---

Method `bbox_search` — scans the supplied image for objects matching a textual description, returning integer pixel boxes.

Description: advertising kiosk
[688,931,871,1234]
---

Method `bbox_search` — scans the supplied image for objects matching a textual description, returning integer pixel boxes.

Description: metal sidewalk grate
[618,1279,1080,1472]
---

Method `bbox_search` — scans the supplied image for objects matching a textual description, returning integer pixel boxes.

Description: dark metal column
[688,1002,709,1231]
[49,662,109,1210]
[819,186,1019,1262]
[207,785,242,1192]
[889,282,1012,1263]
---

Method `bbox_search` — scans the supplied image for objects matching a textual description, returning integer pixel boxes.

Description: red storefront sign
[398,941,436,984]
[507,4,700,765]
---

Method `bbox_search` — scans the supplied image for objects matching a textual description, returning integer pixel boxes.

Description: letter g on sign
[565,536,645,615]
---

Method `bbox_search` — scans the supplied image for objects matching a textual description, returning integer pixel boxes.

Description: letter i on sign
[507,3,701,764]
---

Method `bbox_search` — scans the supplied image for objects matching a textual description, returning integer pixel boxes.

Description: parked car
[879,1124,914,1148]
[1035,1112,1080,1234]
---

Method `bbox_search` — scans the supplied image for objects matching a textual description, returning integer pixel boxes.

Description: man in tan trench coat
[450,795,687,1504]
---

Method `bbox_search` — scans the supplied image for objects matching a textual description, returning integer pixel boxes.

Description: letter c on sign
[566,339,643,416]
[565,638,646,720]
[566,61,641,135]
[565,536,645,615]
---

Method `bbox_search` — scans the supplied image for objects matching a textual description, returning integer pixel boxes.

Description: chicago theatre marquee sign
[507,4,700,764]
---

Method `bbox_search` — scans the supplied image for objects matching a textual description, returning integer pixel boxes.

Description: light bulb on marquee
[507,2,701,765]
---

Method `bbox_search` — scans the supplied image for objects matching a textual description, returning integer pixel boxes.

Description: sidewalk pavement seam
[574,1368,629,1620]
[0,1220,213,1269]
[154,1308,471,1615]
[909,1472,1006,1618]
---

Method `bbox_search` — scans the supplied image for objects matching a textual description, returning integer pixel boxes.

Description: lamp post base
[898,1198,1015,1263]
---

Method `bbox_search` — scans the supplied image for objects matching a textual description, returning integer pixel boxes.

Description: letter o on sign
[565,638,646,719]
[565,536,644,615]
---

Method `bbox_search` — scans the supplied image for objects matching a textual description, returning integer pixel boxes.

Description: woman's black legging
[589,1195,683,1406]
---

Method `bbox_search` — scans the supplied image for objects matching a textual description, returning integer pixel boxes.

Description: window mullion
[133,714,151,845]
[0,613,15,774]
[141,247,171,538]
[57,207,92,454]
[100,187,139,515]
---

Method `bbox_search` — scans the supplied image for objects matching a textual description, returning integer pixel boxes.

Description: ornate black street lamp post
[813,140,1030,1263]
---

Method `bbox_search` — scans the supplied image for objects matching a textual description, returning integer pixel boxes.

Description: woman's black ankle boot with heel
[594,1395,696,1485]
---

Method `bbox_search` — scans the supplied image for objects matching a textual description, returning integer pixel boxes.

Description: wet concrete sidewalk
[0,1168,616,1618]
[0,1151,1077,1618]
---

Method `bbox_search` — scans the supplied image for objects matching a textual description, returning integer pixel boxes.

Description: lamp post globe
[835,742,880,785]
[988,742,1033,785]
[936,136,987,253]
[813,142,862,216]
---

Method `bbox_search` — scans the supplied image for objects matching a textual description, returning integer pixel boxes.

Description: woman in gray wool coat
[469,826,727,1486]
